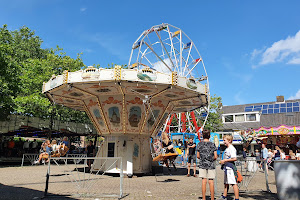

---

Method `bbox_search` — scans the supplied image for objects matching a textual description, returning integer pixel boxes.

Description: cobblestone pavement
[0,164,278,200]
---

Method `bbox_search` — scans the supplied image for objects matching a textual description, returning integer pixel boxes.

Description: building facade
[218,96,300,154]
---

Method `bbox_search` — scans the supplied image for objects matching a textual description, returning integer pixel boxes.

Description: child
[219,135,239,200]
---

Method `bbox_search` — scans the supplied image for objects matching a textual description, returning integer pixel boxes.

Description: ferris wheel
[128,23,210,137]
[128,23,208,79]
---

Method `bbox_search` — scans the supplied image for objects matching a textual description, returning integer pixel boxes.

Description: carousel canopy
[43,66,208,136]
[256,124,300,136]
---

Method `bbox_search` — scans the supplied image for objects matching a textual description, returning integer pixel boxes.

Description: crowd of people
[0,137,40,157]
[159,130,240,200]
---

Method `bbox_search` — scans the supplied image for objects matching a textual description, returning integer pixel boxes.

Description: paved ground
[0,163,278,200]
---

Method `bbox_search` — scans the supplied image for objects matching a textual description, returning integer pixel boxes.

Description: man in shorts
[219,135,239,200]
[196,129,218,200]
[187,138,197,177]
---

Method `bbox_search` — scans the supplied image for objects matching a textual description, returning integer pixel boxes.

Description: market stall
[255,124,300,157]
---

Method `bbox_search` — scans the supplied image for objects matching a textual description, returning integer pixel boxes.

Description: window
[235,114,245,122]
[246,114,256,121]
[108,143,115,157]
[224,115,233,122]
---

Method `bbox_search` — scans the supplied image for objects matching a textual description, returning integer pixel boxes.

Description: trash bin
[246,157,258,172]
[274,160,300,200]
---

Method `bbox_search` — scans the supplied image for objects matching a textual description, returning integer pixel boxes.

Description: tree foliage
[204,94,223,132]
[0,25,90,123]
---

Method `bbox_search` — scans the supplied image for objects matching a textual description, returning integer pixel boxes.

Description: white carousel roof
[43,66,208,136]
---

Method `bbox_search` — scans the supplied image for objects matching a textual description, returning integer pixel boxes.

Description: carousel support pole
[43,158,51,198]
[94,134,98,152]
[214,160,218,197]
[263,159,271,193]
[48,103,56,140]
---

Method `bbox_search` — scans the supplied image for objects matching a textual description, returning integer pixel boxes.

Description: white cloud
[153,58,174,73]
[80,7,87,12]
[288,89,300,100]
[252,30,300,67]
[251,48,264,61]
[287,56,300,64]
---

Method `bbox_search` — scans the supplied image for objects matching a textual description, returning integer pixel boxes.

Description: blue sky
[1,0,300,106]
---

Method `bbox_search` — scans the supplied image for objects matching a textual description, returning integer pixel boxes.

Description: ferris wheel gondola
[128,23,210,138]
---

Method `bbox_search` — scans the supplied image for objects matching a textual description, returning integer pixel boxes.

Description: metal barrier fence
[21,153,40,167]
[21,153,88,167]
[44,157,123,199]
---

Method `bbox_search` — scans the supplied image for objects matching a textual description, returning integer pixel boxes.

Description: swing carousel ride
[42,23,210,175]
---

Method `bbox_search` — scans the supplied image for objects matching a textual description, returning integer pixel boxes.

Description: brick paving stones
[0,165,278,200]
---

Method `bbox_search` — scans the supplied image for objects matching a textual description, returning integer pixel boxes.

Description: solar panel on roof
[253,107,262,111]
[274,109,279,113]
[245,106,254,109]
[263,105,268,109]
[293,107,299,112]
[280,108,286,113]
[262,110,267,114]
[293,102,299,107]
[268,104,274,108]
[244,106,253,112]
[280,103,286,107]
[274,104,279,108]
[287,108,292,112]
[254,105,262,108]
[287,103,292,107]
[268,109,274,114]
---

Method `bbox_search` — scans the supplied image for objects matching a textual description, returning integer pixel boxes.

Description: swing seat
[153,152,178,162]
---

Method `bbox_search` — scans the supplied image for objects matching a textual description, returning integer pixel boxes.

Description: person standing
[261,144,268,174]
[187,138,197,177]
[31,139,38,153]
[196,130,218,200]
[7,138,15,157]
[242,147,247,169]
[274,146,281,160]
[86,140,95,170]
[219,135,239,200]
[23,140,30,153]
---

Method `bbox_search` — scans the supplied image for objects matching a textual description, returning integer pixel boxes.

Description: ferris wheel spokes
[143,41,172,72]
[166,26,179,73]
[154,30,175,69]
[182,42,193,76]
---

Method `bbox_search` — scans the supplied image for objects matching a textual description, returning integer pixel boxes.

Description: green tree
[0,25,48,120]
[204,94,223,132]
[0,25,90,123]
